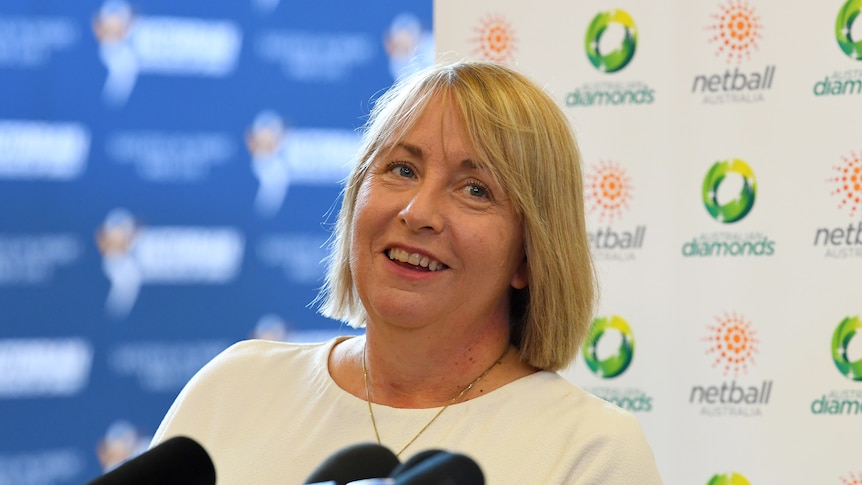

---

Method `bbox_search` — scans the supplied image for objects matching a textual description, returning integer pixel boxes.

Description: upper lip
[385,244,449,271]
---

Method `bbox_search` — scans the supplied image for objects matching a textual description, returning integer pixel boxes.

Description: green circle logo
[702,159,757,223]
[585,10,638,73]
[836,0,862,60]
[832,315,862,381]
[707,472,752,485]
[582,315,634,378]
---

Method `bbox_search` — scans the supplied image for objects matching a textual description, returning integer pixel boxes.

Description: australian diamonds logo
[833,316,862,382]
[566,9,655,108]
[810,315,862,416]
[814,151,862,259]
[814,0,862,97]
[707,472,753,485]
[585,160,646,261]
[689,312,773,417]
[581,315,653,412]
[692,1,775,105]
[682,159,776,258]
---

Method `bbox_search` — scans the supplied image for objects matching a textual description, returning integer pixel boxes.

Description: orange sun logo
[704,312,759,378]
[471,13,517,62]
[707,0,763,64]
[829,151,862,218]
[585,160,633,223]
[841,472,862,485]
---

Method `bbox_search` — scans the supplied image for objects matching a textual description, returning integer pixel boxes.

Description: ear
[510,256,529,290]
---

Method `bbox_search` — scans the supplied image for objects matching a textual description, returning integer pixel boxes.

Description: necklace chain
[361,342,509,457]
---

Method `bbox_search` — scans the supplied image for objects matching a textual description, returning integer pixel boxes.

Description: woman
[151,61,663,484]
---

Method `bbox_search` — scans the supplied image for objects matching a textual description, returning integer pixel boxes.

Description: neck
[360,322,518,408]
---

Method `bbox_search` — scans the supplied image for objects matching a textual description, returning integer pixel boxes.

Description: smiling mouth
[387,248,448,272]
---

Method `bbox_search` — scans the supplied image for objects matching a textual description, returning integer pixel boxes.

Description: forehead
[385,94,485,164]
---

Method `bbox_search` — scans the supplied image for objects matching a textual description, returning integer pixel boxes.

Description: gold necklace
[362,343,509,457]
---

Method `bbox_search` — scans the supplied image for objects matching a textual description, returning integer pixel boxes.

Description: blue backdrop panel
[0,1,433,483]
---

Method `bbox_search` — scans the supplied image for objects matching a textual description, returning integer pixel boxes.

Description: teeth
[387,248,447,271]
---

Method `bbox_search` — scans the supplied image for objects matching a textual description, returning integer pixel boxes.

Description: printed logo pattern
[708,1,763,64]
[832,316,862,381]
[704,312,759,377]
[582,315,635,378]
[585,160,633,223]
[472,14,517,62]
[836,0,862,60]
[707,472,752,485]
[585,10,638,73]
[829,151,862,218]
[841,471,862,485]
[703,159,757,223]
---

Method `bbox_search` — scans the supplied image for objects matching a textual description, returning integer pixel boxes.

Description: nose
[399,184,444,233]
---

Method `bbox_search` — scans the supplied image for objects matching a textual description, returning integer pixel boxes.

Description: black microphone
[304,442,401,485]
[388,449,446,478]
[85,435,215,485]
[391,450,484,485]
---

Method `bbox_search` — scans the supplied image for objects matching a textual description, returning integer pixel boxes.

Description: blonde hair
[317,60,596,371]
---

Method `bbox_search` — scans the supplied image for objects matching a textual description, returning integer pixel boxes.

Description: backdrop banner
[433,1,860,484]
[0,1,431,483]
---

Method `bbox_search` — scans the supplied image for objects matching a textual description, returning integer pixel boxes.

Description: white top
[152,338,663,484]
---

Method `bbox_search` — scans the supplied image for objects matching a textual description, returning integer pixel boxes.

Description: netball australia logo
[585,161,646,261]
[586,160,633,223]
[707,472,752,485]
[836,0,862,61]
[702,158,756,223]
[813,151,862,259]
[692,1,775,104]
[707,1,763,65]
[704,311,759,377]
[582,315,652,412]
[841,472,862,484]
[832,315,862,381]
[689,312,772,417]
[828,151,862,218]
[584,9,637,73]
[470,13,517,63]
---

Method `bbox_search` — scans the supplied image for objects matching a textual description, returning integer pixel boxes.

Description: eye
[387,161,415,179]
[464,180,491,199]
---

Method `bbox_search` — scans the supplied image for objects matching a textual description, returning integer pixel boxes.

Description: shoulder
[514,371,647,438]
[173,338,342,399]
[203,338,331,369]
[151,337,345,445]
[549,377,663,484]
[469,372,663,483]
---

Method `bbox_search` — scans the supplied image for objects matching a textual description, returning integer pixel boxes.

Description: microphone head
[389,449,446,477]
[86,435,215,485]
[391,451,484,485]
[304,442,400,485]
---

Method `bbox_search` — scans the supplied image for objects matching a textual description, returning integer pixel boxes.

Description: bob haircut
[317,60,596,371]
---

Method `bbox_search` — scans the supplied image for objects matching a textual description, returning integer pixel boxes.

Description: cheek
[350,180,388,264]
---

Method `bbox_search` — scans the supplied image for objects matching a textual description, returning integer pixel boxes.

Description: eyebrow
[394,142,485,172]
[395,142,423,158]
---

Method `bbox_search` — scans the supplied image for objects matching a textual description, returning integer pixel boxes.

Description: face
[350,94,528,337]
